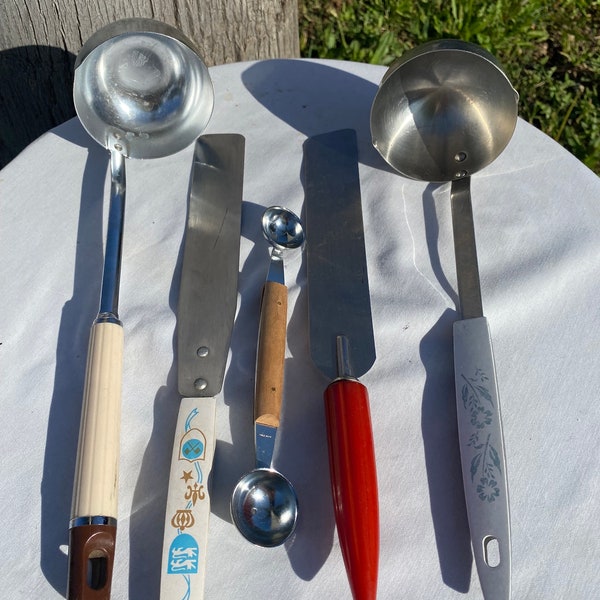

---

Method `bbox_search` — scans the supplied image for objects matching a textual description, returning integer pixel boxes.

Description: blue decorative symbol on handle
[179,429,206,462]
[168,533,199,574]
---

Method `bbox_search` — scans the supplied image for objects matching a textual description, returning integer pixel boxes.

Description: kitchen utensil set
[69,19,516,600]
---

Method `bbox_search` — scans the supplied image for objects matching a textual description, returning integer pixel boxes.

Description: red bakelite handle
[325,378,379,600]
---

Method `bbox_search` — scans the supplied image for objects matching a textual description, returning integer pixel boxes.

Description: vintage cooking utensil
[69,18,213,600]
[160,134,245,600]
[371,39,518,599]
[304,129,379,600]
[230,206,302,547]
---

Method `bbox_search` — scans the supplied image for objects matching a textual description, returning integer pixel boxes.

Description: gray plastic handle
[453,316,511,600]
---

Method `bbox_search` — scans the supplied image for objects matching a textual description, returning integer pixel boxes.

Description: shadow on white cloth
[39,124,108,595]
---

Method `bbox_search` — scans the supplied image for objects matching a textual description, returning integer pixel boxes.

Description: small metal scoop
[261,206,305,284]
[371,40,517,599]
[68,19,213,599]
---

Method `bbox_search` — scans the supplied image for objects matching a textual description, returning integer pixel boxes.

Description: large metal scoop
[69,18,213,600]
[371,40,518,600]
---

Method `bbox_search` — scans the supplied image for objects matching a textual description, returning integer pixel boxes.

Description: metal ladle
[230,207,304,547]
[370,40,518,600]
[69,18,213,599]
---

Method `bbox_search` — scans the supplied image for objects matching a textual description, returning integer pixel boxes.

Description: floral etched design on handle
[461,369,503,503]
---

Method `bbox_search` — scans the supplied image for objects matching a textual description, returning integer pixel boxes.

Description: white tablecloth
[1,58,599,599]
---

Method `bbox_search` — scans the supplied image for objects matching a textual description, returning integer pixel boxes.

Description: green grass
[299,0,600,174]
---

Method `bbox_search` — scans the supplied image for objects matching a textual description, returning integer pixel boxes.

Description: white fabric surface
[1,58,599,599]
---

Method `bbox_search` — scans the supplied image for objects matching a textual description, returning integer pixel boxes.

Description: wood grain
[255,281,288,426]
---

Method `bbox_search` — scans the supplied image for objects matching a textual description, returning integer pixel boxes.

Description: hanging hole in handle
[482,535,501,568]
[87,549,108,590]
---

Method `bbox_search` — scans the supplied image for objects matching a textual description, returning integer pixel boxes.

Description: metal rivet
[197,346,209,358]
[194,378,208,391]
[454,151,467,163]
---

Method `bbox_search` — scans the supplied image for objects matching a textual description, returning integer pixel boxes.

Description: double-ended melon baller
[231,206,304,547]
[371,40,518,600]
[70,18,213,599]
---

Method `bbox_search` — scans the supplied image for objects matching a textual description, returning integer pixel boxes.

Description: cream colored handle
[71,321,123,520]
[255,281,287,428]
[160,396,216,600]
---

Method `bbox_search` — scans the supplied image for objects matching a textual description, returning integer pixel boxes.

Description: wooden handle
[255,281,287,426]
[160,396,216,600]
[325,378,379,600]
[68,321,123,600]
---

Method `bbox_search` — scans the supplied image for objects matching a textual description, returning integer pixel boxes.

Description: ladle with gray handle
[371,39,518,600]
[69,18,213,599]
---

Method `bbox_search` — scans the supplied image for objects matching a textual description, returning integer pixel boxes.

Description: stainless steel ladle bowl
[74,18,214,159]
[370,39,518,183]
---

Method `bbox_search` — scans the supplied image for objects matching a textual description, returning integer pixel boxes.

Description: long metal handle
[451,176,511,598]
[98,150,126,324]
[454,317,511,600]
[160,397,217,600]
[325,377,379,600]
[451,176,483,320]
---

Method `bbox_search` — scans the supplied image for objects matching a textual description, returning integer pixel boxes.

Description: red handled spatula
[304,129,379,600]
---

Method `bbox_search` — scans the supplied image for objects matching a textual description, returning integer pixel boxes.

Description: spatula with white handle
[160,133,245,600]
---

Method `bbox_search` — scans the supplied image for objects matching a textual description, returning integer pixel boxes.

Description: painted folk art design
[166,407,208,591]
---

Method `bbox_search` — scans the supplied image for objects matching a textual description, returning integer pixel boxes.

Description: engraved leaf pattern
[470,452,482,481]
[462,369,502,503]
